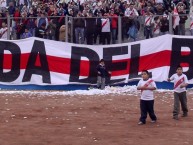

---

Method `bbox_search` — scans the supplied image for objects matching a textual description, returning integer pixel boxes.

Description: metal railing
[1,13,192,44]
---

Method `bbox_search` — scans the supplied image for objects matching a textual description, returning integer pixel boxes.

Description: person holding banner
[168,65,189,120]
[137,70,157,125]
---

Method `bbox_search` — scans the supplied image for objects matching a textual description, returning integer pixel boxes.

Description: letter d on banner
[0,41,20,82]
[70,46,99,84]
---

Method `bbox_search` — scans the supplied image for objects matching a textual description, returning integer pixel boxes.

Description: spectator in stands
[35,22,46,38]
[177,2,187,35]
[110,8,118,44]
[46,19,56,40]
[101,13,111,45]
[0,21,8,39]
[160,14,169,35]
[94,11,102,44]
[37,12,48,29]
[59,24,65,42]
[190,10,193,35]
[144,7,154,39]
[74,11,85,44]
[153,16,160,37]
[21,27,32,39]
[85,11,96,45]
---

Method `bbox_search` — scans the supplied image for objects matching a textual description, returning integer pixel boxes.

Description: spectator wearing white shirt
[0,21,8,39]
[144,8,154,39]
[101,13,111,44]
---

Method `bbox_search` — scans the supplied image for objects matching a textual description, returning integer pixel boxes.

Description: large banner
[0,34,193,85]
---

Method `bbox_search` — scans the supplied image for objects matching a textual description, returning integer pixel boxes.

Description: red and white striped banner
[0,34,193,85]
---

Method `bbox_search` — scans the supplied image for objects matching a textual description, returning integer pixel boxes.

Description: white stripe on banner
[1,34,193,85]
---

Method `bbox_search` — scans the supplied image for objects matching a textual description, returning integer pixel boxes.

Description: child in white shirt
[137,70,157,125]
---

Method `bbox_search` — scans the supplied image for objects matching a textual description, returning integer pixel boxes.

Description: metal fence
[2,14,192,44]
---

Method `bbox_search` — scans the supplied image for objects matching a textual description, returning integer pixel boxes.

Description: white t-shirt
[101,18,110,32]
[0,27,8,40]
[124,8,139,17]
[137,78,157,100]
[170,73,188,93]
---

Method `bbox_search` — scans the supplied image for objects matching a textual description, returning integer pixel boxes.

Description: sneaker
[173,116,179,120]
[138,121,145,125]
[151,120,156,123]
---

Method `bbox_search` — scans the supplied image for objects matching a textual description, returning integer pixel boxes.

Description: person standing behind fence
[190,12,193,35]
[153,16,160,37]
[144,8,154,39]
[101,13,111,45]
[94,11,102,44]
[74,11,85,44]
[109,9,118,44]
[137,70,157,125]
[167,65,189,120]
[0,21,8,39]
[85,11,96,45]
[160,14,169,35]
[177,2,187,35]
[21,27,32,39]
[96,59,111,90]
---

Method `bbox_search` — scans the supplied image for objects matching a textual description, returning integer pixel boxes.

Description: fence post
[65,15,68,42]
[118,16,122,44]
[7,15,11,40]
[169,13,173,34]
[71,17,73,43]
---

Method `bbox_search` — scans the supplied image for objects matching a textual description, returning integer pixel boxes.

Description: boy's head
[141,70,149,80]
[176,65,183,75]
[100,59,105,65]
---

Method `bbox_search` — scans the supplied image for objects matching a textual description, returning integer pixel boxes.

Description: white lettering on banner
[0,35,193,85]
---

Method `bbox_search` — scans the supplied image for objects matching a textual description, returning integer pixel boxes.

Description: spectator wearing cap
[160,13,169,35]
[101,13,111,44]
[21,27,33,39]
[110,9,118,44]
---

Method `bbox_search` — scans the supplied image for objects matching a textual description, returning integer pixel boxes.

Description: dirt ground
[0,90,193,145]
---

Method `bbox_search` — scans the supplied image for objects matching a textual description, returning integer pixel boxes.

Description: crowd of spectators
[0,0,192,44]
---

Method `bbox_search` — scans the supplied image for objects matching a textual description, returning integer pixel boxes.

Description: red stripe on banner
[139,50,171,71]
[3,54,71,74]
[2,50,191,76]
[80,60,89,76]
